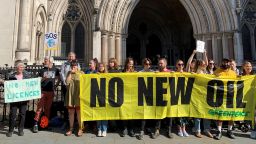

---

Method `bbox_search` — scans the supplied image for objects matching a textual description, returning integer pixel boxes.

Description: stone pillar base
[15,50,30,62]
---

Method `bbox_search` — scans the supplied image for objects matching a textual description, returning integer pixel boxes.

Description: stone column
[115,34,121,64]
[121,34,128,65]
[222,33,229,59]
[211,34,219,64]
[101,31,108,63]
[217,34,223,62]
[227,33,234,59]
[15,0,33,61]
[93,31,102,62]
[108,33,115,59]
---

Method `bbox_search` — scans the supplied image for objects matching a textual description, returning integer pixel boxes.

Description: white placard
[196,40,205,53]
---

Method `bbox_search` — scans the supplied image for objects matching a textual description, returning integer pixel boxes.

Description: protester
[65,60,84,136]
[120,57,136,137]
[242,61,253,76]
[174,60,189,137]
[137,58,154,140]
[206,59,217,74]
[6,60,31,137]
[85,59,98,74]
[108,58,120,73]
[97,63,108,137]
[240,61,256,139]
[193,59,213,138]
[151,58,173,139]
[213,58,237,140]
[230,59,240,75]
[60,52,80,129]
[186,50,208,73]
[32,56,60,133]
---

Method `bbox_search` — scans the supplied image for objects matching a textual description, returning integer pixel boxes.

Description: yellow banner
[80,72,256,122]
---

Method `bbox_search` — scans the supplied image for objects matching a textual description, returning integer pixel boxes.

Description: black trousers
[155,118,173,132]
[9,102,27,132]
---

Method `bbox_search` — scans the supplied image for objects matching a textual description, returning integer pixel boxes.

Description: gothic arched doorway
[127,0,195,65]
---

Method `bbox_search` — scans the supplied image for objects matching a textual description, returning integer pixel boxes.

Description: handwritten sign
[196,40,205,53]
[4,78,41,103]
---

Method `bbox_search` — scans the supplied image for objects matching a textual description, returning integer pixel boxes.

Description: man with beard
[151,58,173,139]
[213,58,237,140]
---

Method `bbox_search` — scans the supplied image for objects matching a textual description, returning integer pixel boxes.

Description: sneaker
[128,130,135,137]
[204,130,213,138]
[137,131,144,140]
[195,132,202,138]
[120,128,127,137]
[32,125,38,133]
[6,131,13,137]
[97,130,102,137]
[250,131,256,139]
[183,130,189,137]
[18,131,24,136]
[227,130,235,139]
[102,131,107,137]
[214,131,222,140]
[178,130,183,137]
[151,129,160,139]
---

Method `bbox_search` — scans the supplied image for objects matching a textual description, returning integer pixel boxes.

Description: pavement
[0,121,255,144]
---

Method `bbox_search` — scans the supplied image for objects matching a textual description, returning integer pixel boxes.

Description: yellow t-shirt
[214,68,237,78]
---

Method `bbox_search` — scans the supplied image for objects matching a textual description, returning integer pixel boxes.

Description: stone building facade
[0,0,255,66]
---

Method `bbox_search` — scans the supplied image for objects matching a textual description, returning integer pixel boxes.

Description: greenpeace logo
[208,109,249,117]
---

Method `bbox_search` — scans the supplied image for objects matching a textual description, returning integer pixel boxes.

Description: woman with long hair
[97,63,108,137]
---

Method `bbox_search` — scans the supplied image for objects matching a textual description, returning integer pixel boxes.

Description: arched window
[61,22,71,57]
[75,23,85,59]
[242,25,252,60]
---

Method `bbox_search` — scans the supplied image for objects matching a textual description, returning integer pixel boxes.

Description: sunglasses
[144,63,150,65]
[178,63,184,66]
[209,63,214,65]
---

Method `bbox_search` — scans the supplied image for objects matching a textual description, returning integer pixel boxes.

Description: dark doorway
[127,0,195,66]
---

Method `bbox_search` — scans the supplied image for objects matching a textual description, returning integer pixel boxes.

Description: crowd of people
[4,51,256,141]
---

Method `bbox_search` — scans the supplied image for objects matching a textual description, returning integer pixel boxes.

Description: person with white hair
[6,60,31,137]
[32,56,60,133]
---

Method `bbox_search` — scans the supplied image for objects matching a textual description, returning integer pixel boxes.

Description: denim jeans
[97,120,108,131]
[194,118,211,132]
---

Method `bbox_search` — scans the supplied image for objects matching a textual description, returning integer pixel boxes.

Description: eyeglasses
[178,63,184,66]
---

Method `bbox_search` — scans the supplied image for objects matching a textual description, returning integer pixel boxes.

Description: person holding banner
[186,50,208,73]
[96,63,108,137]
[65,60,84,136]
[193,59,213,138]
[6,60,31,137]
[174,60,189,137]
[213,58,237,140]
[120,57,136,137]
[108,58,120,73]
[230,59,240,75]
[241,61,256,139]
[151,58,173,139]
[60,52,80,129]
[32,56,60,133]
[85,59,98,74]
[206,59,217,74]
[137,58,154,140]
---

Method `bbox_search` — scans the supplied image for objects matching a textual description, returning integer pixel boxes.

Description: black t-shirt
[40,66,60,91]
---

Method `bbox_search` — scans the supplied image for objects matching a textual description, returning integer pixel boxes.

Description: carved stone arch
[31,5,47,63]
[49,0,93,63]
